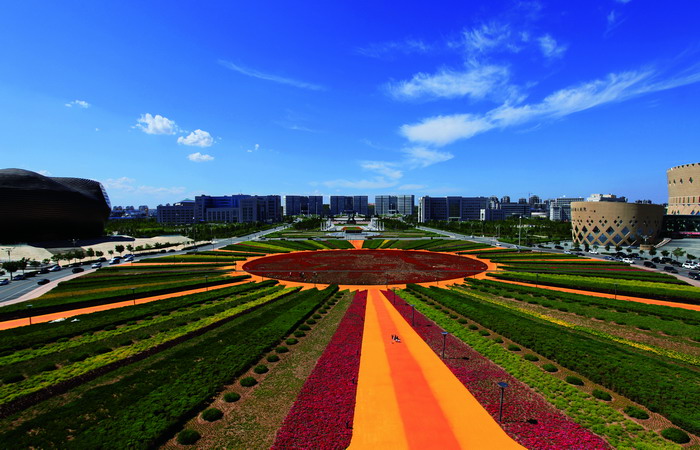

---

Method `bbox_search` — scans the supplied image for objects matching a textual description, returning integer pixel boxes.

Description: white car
[682,262,698,269]
[48,265,61,272]
[622,258,635,264]
[91,263,102,269]
[589,249,599,254]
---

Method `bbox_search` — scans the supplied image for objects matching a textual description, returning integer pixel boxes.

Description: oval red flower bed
[242,249,487,285]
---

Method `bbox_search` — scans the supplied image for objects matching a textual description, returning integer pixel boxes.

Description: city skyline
[2,1,699,206]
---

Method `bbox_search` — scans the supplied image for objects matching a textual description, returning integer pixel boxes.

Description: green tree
[108,250,114,257]
[126,244,134,253]
[95,250,104,258]
[18,257,29,274]
[649,248,657,256]
[672,247,686,261]
[1,261,21,280]
[661,250,670,257]
[85,248,95,258]
[115,245,125,255]
[605,244,611,251]
[687,253,697,262]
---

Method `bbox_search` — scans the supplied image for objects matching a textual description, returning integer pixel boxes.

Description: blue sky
[1,1,699,207]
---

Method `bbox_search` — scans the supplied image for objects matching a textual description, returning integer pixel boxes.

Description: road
[0,224,289,306]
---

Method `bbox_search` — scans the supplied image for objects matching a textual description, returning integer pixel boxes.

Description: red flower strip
[272,291,367,449]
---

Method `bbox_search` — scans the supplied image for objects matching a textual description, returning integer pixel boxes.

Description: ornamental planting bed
[243,249,487,285]
[383,290,610,449]
[272,290,366,448]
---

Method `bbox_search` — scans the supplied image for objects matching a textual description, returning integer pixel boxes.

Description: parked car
[91,262,102,269]
[651,257,661,263]
[663,266,678,273]
[0,279,9,286]
[643,261,657,268]
[689,272,700,280]
[37,278,50,285]
[109,258,120,265]
[39,267,50,274]
[622,258,635,264]
[13,274,26,280]
[554,245,564,250]
[97,257,107,262]
[71,267,84,273]
[48,265,61,272]
[124,256,134,262]
[589,249,599,254]
[682,262,698,269]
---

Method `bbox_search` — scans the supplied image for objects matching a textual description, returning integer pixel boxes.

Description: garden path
[349,289,522,449]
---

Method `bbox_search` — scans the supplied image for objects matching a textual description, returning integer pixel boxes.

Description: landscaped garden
[0,237,697,448]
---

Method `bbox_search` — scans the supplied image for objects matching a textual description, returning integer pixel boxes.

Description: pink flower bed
[384,290,609,449]
[272,291,367,449]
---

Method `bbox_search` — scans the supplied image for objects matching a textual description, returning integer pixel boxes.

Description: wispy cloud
[403,147,454,167]
[361,161,403,179]
[454,22,521,55]
[103,177,186,196]
[356,39,431,59]
[178,129,214,147]
[218,60,325,91]
[135,113,178,135]
[387,64,516,101]
[538,34,567,59]
[65,99,90,108]
[187,152,214,162]
[401,66,700,147]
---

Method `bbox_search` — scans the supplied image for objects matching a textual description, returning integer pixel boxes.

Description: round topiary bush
[2,373,25,384]
[118,339,133,347]
[468,324,478,330]
[312,314,322,319]
[294,331,306,338]
[494,337,504,343]
[94,346,112,355]
[565,376,584,386]
[661,428,690,444]
[201,407,223,422]
[479,330,490,336]
[542,363,558,373]
[624,405,649,420]
[592,389,612,401]
[449,314,458,319]
[253,364,268,374]
[457,318,468,324]
[266,354,280,362]
[299,324,311,331]
[507,344,521,351]
[638,325,651,331]
[39,363,57,372]
[285,338,298,345]
[275,346,289,353]
[177,429,201,445]
[240,376,258,387]
[524,354,539,362]
[224,392,241,403]
[306,319,317,325]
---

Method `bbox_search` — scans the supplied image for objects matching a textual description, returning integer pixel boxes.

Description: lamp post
[614,283,617,300]
[205,275,209,291]
[27,304,33,325]
[131,288,136,306]
[497,381,509,423]
[441,331,449,359]
[518,215,522,249]
[410,304,416,327]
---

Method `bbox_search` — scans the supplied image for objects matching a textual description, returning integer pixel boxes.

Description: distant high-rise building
[418,196,490,222]
[500,195,511,204]
[397,195,414,215]
[353,195,369,216]
[308,196,323,215]
[587,194,627,202]
[375,195,414,216]
[549,197,584,221]
[158,194,281,224]
[518,197,527,204]
[528,195,540,205]
[330,196,354,215]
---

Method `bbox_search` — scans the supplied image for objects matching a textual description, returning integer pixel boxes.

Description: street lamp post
[497,381,509,423]
[518,215,522,249]
[441,331,449,359]
[27,304,33,325]
[205,275,209,291]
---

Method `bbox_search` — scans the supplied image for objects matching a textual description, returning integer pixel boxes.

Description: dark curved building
[0,168,111,243]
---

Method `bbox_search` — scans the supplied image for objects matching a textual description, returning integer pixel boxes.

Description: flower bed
[243,249,487,285]
[272,290,367,449]
[384,290,610,449]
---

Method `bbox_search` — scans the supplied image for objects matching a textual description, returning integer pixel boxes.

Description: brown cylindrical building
[571,202,665,247]
[667,163,700,215]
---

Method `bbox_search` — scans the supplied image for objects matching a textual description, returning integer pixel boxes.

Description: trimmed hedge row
[407,284,700,435]
[0,285,338,448]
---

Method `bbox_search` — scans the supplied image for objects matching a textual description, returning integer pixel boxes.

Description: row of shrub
[406,284,700,436]
[0,285,338,448]
[489,271,700,305]
[461,281,700,340]
[499,265,688,285]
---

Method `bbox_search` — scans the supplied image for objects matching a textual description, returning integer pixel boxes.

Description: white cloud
[177,129,214,147]
[388,65,514,101]
[400,66,700,147]
[457,22,520,55]
[538,34,567,59]
[219,60,325,91]
[400,114,494,146]
[403,147,454,167]
[135,113,178,135]
[361,161,403,179]
[398,184,426,190]
[65,100,90,108]
[323,177,399,189]
[356,39,431,59]
[247,144,260,153]
[102,177,186,196]
[187,152,214,162]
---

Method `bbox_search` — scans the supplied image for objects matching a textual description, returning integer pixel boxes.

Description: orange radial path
[349,289,523,449]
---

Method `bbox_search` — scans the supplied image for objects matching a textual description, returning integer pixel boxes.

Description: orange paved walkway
[349,289,522,449]
[0,278,250,330]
